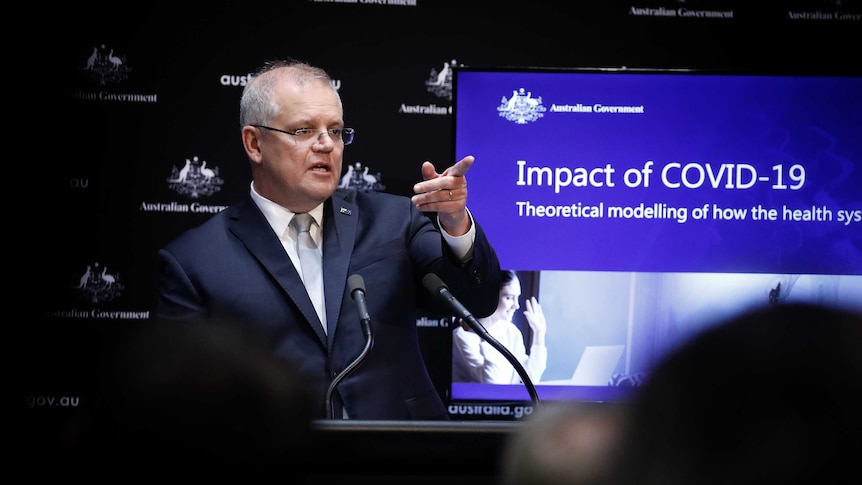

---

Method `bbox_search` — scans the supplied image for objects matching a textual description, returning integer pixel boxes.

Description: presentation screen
[449,66,862,407]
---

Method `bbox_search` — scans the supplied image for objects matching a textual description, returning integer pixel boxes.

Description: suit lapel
[227,198,327,346]
[322,192,359,342]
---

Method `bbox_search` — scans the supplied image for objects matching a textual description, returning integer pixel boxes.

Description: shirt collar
[250,181,325,240]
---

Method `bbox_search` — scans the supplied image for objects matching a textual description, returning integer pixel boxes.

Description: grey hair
[239,59,341,127]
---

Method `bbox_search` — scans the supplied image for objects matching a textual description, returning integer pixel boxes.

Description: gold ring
[448,190,453,201]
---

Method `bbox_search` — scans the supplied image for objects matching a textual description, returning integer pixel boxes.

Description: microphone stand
[324,319,373,419]
[461,317,541,409]
[423,273,540,409]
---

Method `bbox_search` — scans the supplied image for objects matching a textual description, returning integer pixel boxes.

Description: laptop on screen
[569,345,625,386]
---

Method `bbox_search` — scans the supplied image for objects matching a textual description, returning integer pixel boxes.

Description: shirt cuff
[439,208,476,262]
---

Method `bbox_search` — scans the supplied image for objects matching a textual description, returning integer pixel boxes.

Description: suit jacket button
[472,269,482,284]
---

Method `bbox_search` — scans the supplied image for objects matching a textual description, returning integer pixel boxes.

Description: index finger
[442,155,475,177]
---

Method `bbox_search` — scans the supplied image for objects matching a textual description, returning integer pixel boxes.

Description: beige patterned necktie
[292,213,326,333]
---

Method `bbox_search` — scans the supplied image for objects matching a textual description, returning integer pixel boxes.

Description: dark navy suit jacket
[156,188,501,420]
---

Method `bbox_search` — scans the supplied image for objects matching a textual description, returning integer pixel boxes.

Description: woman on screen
[452,270,548,384]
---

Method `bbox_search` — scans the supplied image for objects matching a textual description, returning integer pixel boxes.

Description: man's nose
[313,132,336,150]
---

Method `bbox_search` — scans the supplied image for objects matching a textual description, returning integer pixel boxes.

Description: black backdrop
[23,0,862,428]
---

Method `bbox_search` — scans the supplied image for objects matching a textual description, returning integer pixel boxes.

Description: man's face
[251,80,345,212]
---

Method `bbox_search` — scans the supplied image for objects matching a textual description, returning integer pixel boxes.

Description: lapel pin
[340,207,352,216]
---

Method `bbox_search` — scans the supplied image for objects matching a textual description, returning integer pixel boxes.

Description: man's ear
[241,126,264,164]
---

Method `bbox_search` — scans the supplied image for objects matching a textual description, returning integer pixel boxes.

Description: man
[155,59,501,420]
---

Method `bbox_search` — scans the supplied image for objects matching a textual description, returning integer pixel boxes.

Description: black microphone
[349,274,372,337]
[422,273,541,408]
[423,273,492,340]
[325,274,375,419]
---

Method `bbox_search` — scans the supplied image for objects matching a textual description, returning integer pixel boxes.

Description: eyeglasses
[251,125,355,146]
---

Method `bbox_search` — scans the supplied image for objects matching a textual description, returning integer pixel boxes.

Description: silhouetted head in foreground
[612,302,862,485]
[69,319,316,479]
[500,401,627,485]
